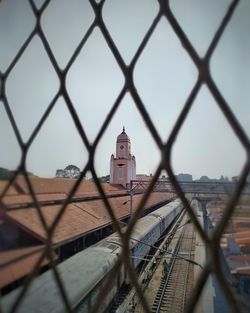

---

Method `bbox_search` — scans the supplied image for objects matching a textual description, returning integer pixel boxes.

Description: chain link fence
[0,0,250,312]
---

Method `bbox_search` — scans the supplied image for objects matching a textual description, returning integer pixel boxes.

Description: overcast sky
[0,0,249,180]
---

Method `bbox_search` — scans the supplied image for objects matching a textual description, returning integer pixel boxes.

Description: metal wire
[0,0,249,313]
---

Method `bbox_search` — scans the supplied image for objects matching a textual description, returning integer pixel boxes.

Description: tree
[0,167,14,180]
[55,165,81,179]
[0,167,34,180]
[64,165,80,179]
[55,169,65,178]
[98,175,110,183]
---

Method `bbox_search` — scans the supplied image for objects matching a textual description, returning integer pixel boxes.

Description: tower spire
[123,126,125,133]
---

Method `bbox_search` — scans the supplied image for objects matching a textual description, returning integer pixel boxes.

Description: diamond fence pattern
[0,1,249,313]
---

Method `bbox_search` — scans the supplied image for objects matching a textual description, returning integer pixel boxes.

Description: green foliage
[0,167,35,181]
[98,175,110,183]
[0,167,14,180]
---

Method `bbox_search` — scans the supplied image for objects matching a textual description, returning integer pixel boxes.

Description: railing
[129,179,250,194]
[0,1,249,313]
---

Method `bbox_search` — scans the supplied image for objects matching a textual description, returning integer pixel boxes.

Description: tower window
[118,167,123,179]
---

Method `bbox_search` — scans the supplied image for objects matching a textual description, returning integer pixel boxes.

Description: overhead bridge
[128,179,250,197]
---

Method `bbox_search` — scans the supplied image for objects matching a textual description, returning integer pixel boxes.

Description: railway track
[151,219,195,313]
[105,210,186,313]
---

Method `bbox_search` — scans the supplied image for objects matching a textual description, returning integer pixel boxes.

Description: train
[2,199,183,313]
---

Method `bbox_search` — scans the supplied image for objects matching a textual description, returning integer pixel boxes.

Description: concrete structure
[110,127,136,187]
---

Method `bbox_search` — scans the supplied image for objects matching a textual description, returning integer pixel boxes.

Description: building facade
[110,127,136,187]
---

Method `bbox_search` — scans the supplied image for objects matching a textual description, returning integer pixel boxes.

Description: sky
[0,0,249,180]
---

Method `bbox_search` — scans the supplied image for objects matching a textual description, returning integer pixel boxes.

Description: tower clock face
[120,145,124,150]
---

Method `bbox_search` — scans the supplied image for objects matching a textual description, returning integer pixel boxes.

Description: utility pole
[130,180,133,217]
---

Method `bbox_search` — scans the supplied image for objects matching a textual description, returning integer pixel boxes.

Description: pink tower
[110,127,136,187]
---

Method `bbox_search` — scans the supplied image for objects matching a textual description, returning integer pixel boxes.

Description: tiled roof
[234,230,250,245]
[4,192,171,244]
[235,231,250,238]
[0,246,51,289]
[228,255,250,262]
[1,178,172,244]
[6,204,98,243]
[2,193,67,207]
[0,181,19,196]
[235,238,250,245]
[232,266,250,275]
[1,177,126,196]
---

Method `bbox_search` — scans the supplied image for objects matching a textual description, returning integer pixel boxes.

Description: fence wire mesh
[0,0,250,313]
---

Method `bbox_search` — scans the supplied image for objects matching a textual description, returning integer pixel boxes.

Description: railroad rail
[151,218,195,313]
[108,208,189,313]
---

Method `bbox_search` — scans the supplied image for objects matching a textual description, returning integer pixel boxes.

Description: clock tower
[110,127,136,187]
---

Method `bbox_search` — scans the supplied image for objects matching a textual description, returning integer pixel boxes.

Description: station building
[0,177,172,294]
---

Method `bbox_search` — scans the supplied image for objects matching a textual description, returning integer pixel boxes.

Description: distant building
[136,174,152,181]
[175,173,193,182]
[110,127,136,187]
[232,176,239,183]
[232,175,250,183]
[199,175,213,182]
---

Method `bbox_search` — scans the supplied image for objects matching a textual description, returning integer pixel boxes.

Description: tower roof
[117,126,130,142]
